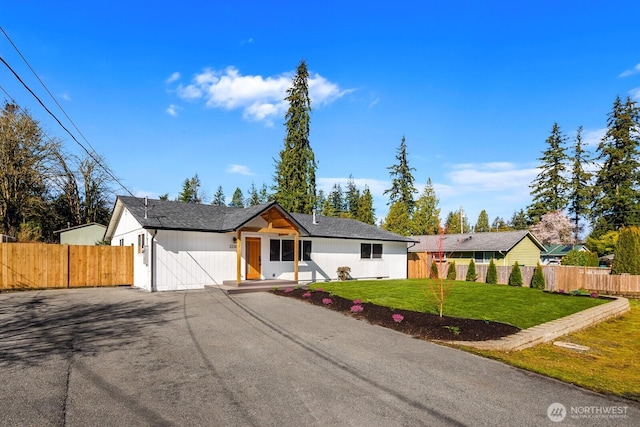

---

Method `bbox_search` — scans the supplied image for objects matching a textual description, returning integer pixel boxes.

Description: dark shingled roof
[110,196,413,242]
[409,230,544,253]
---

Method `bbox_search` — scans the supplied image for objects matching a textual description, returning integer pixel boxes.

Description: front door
[246,237,261,280]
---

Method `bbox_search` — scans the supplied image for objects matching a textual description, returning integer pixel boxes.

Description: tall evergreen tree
[411,178,440,235]
[345,175,360,219]
[259,183,270,204]
[247,182,261,206]
[273,60,316,213]
[322,183,345,217]
[492,216,509,232]
[384,136,417,213]
[509,209,529,230]
[528,122,569,222]
[475,210,490,233]
[356,186,376,225]
[229,187,245,208]
[591,96,640,236]
[444,209,469,234]
[315,189,326,213]
[382,201,412,236]
[212,185,225,206]
[567,126,592,240]
[178,174,203,203]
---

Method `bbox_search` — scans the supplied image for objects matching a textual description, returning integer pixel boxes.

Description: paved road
[0,287,637,426]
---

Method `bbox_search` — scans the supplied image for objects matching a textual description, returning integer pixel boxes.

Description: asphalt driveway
[0,287,637,426]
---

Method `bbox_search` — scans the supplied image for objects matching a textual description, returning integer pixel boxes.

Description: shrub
[430,261,439,279]
[446,262,457,280]
[530,262,546,290]
[392,313,404,323]
[466,259,477,282]
[486,259,498,284]
[508,261,523,286]
[612,226,640,274]
[350,304,364,313]
[337,266,351,281]
[562,249,599,267]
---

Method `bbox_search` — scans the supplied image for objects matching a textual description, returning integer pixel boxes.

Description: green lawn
[312,279,607,329]
[475,300,640,401]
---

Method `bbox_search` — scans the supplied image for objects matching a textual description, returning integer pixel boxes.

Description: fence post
[67,245,70,288]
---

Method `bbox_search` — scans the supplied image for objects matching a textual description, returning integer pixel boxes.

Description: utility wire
[0,54,145,205]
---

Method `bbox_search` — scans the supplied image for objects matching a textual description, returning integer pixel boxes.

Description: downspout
[150,229,157,292]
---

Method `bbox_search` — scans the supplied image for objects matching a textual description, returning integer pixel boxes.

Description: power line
[0,54,141,203]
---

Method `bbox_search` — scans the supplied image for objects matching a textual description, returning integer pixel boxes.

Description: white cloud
[60,92,71,101]
[583,128,606,147]
[166,104,180,116]
[630,87,640,100]
[226,164,254,175]
[166,72,181,84]
[368,97,380,109]
[173,66,350,123]
[619,63,640,78]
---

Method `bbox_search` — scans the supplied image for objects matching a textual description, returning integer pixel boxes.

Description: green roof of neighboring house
[542,244,585,256]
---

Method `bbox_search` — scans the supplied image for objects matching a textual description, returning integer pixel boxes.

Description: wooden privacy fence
[408,254,639,295]
[0,243,133,290]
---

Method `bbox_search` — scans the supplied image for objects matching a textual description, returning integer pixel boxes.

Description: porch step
[210,280,305,295]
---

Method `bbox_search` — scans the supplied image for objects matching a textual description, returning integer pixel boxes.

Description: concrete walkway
[448,295,631,351]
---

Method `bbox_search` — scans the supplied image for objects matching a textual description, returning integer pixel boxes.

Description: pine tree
[475,210,490,233]
[509,209,529,230]
[259,183,270,204]
[315,189,326,213]
[411,178,440,235]
[528,122,569,222]
[508,261,523,286]
[229,187,245,208]
[530,262,546,290]
[178,174,203,203]
[382,201,412,236]
[446,261,457,280]
[567,126,592,240]
[466,259,477,282]
[486,259,498,284]
[212,185,225,206]
[612,226,640,274]
[444,210,469,234]
[492,216,509,232]
[322,183,345,217]
[247,183,261,206]
[273,60,316,213]
[356,186,376,225]
[591,96,640,236]
[430,261,439,279]
[345,175,360,219]
[384,136,417,213]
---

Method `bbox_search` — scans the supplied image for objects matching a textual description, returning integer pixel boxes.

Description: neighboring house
[541,244,586,265]
[55,223,107,245]
[104,196,414,292]
[410,230,545,267]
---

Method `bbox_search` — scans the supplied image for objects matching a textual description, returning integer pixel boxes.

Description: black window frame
[270,238,312,261]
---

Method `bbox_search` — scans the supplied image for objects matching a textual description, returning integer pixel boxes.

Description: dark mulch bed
[272,288,520,342]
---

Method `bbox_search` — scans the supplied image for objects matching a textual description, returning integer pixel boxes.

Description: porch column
[236,230,242,283]
[293,230,299,282]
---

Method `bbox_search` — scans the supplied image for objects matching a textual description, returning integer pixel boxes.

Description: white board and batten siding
[111,207,408,291]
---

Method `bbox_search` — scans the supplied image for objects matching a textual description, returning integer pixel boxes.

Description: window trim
[361,243,383,259]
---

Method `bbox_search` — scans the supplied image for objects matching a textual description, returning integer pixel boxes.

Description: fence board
[0,243,133,290]
[408,256,639,295]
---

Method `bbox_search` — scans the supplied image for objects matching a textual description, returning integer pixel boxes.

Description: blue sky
[2,1,640,226]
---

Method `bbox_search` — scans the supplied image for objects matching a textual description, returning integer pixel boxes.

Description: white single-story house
[104,196,414,291]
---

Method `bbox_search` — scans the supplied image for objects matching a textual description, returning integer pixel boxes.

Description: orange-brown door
[246,237,261,280]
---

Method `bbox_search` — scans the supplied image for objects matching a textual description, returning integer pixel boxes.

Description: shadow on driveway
[0,290,176,367]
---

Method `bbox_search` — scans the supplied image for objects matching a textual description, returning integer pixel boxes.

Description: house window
[270,239,280,261]
[282,240,295,261]
[269,239,312,261]
[137,234,145,253]
[361,243,382,259]
[119,239,124,246]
